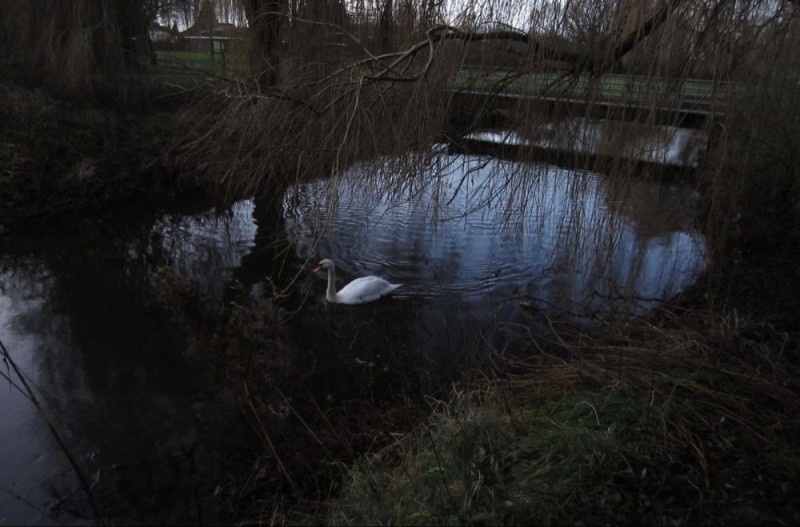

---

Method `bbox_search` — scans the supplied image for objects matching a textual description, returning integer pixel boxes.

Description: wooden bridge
[445,69,730,177]
[450,69,729,129]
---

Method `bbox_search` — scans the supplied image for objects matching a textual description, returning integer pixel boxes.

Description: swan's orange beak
[313,265,321,273]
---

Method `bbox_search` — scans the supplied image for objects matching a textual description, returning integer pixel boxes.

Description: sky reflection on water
[285,151,707,319]
[465,118,708,167]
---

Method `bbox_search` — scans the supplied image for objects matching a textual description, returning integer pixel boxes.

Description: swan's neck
[325,267,338,303]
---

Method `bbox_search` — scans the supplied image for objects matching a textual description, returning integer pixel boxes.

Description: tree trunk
[244,0,287,88]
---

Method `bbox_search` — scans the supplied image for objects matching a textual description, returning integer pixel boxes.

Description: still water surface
[0,205,259,524]
[1,151,705,524]
[285,149,705,317]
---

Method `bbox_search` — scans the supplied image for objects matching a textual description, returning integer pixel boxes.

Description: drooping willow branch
[355,0,684,82]
[268,0,684,113]
[220,0,692,126]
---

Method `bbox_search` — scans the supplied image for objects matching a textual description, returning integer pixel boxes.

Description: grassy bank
[322,302,800,525]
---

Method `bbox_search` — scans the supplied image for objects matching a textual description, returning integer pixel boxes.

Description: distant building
[182,22,245,54]
[149,23,174,43]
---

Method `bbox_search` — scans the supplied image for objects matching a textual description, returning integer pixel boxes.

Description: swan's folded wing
[336,276,401,304]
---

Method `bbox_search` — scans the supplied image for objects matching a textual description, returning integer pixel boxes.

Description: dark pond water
[0,205,260,525]
[0,149,706,524]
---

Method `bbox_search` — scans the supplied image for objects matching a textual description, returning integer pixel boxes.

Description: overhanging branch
[251,1,689,112]
[361,0,685,83]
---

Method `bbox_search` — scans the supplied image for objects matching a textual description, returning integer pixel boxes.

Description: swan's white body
[314,258,401,305]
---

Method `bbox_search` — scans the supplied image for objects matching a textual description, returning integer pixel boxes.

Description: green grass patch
[157,50,220,70]
[155,50,248,79]
[328,389,685,525]
[324,311,800,526]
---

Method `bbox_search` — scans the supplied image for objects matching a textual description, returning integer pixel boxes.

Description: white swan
[314,258,401,305]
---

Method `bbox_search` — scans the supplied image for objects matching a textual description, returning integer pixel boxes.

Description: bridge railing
[452,68,735,113]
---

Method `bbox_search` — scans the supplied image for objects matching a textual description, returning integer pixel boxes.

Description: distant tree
[195,0,219,29]
[379,0,394,52]
[0,0,183,98]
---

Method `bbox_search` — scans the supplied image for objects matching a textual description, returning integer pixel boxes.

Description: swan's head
[314,258,335,273]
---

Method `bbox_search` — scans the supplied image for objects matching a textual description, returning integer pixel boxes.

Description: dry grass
[325,305,800,525]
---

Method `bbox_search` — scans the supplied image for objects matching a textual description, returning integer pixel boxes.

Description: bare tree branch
[609,0,684,68]
[351,0,686,85]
